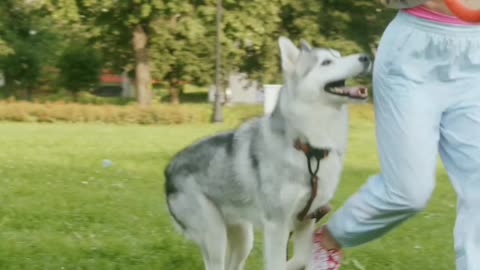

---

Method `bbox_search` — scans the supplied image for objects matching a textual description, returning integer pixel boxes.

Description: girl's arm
[380,0,428,8]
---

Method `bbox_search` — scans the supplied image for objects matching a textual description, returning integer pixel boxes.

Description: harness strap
[286,141,331,260]
[294,140,330,221]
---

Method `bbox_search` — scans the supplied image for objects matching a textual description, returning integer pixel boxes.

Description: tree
[0,0,53,99]
[0,0,87,99]
[1,45,41,100]
[57,44,102,100]
[0,0,395,103]
[0,40,14,57]
[221,0,283,83]
[76,1,221,105]
[217,0,395,85]
[148,1,216,104]
[76,0,169,106]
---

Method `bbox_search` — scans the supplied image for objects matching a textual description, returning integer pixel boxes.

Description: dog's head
[278,37,371,106]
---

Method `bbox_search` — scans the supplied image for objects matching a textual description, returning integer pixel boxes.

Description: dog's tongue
[344,86,368,98]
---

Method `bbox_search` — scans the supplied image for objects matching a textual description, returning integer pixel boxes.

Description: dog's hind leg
[225,223,254,270]
[201,226,227,270]
[286,220,315,270]
[168,191,227,270]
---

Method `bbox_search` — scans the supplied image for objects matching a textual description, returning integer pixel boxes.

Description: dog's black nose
[359,55,370,64]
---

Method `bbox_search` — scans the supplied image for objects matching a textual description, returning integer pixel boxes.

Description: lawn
[0,104,456,270]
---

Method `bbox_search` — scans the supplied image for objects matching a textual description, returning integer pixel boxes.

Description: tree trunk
[26,87,33,101]
[72,91,78,102]
[212,0,224,123]
[2,78,14,98]
[169,86,180,104]
[133,25,152,106]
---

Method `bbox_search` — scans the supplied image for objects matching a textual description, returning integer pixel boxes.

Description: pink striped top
[404,5,478,25]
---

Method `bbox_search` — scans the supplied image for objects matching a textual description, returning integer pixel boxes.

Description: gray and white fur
[165,37,371,270]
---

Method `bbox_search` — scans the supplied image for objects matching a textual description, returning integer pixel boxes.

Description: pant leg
[439,45,480,270]
[327,12,444,247]
[327,11,480,255]
[440,102,480,270]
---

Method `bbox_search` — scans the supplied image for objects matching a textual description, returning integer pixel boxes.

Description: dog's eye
[321,59,332,66]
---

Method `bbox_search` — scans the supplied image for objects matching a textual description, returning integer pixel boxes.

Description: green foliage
[0,1,41,97]
[188,0,395,84]
[57,44,102,96]
[149,2,216,89]
[0,45,41,98]
[76,0,166,70]
[76,1,222,104]
[0,0,89,98]
[0,0,397,102]
[0,39,13,57]
[221,0,283,83]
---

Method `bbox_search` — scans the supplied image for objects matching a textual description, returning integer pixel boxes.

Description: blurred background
[0,0,395,123]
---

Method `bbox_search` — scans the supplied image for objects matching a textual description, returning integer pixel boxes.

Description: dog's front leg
[264,220,290,270]
[286,219,315,270]
[287,205,332,270]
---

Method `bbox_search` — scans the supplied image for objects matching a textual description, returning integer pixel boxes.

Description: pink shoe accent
[310,228,343,270]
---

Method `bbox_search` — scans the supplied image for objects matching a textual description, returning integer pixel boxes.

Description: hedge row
[0,101,214,125]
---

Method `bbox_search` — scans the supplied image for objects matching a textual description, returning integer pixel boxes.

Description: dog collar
[294,140,330,221]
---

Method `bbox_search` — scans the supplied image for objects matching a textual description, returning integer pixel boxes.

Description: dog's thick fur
[165,37,371,270]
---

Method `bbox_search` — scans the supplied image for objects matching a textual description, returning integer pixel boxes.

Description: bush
[0,101,212,125]
[0,101,264,125]
[28,90,135,105]
[57,44,102,100]
[0,44,41,99]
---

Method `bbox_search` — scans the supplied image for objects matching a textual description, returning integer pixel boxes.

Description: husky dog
[165,37,371,270]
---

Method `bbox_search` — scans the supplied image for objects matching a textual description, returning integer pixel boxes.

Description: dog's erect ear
[300,39,312,52]
[278,37,300,73]
[329,49,342,58]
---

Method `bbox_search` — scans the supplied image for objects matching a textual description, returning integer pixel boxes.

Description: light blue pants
[327,12,480,270]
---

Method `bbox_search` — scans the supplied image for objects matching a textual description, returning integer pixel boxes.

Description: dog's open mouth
[324,80,369,100]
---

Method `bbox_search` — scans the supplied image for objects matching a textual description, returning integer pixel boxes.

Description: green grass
[0,104,456,270]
